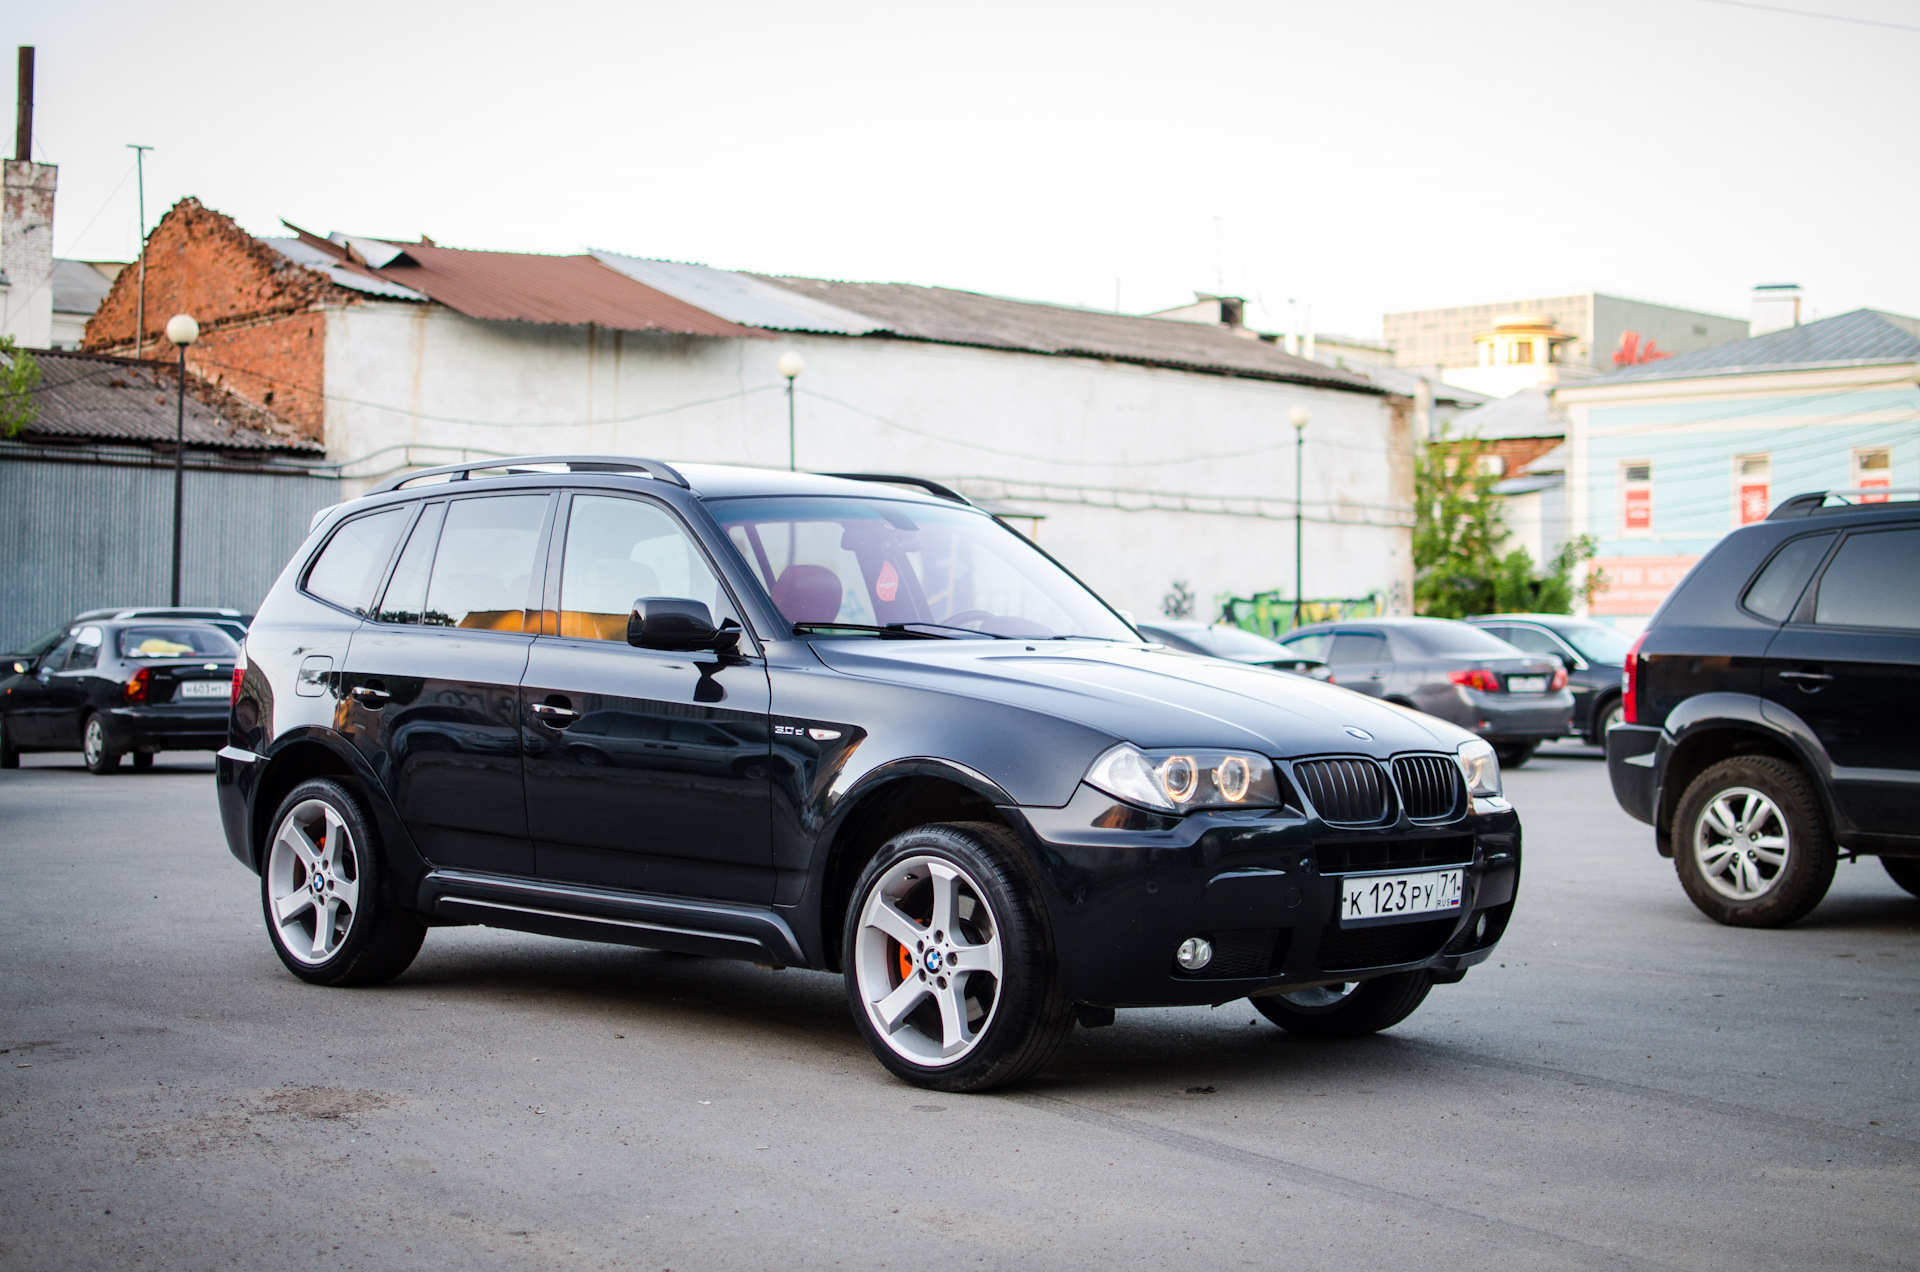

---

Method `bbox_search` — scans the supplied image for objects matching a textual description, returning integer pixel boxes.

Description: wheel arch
[249,730,425,896]
[1656,699,1834,856]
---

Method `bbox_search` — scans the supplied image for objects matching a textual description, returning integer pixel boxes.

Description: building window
[1853,447,1892,502]
[1621,461,1653,534]
[1736,453,1771,526]
[1510,340,1533,364]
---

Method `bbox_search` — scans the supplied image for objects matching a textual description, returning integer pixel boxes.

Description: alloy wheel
[82,716,107,767]
[1693,786,1789,901]
[1276,983,1356,1011]
[266,798,362,964]
[853,855,1004,1066]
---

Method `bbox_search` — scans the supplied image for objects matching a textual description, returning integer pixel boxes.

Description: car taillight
[231,648,248,707]
[1551,667,1568,691]
[1448,668,1500,693]
[124,667,152,703]
[1622,631,1648,724]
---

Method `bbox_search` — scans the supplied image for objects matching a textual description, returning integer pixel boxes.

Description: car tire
[1250,971,1434,1037]
[261,778,427,987]
[1673,757,1835,928]
[0,714,17,769]
[1588,696,1624,746]
[842,820,1073,1093]
[82,713,121,774]
[1494,742,1538,768]
[131,751,154,771]
[1882,857,1920,899]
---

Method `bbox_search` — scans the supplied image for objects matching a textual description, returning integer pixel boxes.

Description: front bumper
[102,704,230,752]
[1006,783,1521,1008]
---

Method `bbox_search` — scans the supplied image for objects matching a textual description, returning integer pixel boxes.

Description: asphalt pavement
[2,741,1916,1270]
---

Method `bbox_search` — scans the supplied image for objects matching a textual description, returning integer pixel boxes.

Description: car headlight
[1085,743,1283,813]
[1456,738,1502,798]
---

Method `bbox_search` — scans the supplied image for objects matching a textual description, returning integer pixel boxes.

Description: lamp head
[777,351,805,380]
[1288,405,1310,430]
[165,314,200,347]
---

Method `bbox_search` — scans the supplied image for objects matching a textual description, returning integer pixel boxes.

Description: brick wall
[84,198,346,440]
[1488,435,1563,477]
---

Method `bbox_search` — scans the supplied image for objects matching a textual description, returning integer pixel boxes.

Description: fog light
[1176,937,1213,971]
[1474,914,1489,942]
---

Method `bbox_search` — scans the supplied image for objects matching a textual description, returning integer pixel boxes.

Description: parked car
[1134,619,1333,680]
[1467,613,1634,744]
[219,456,1523,1092]
[1278,616,1572,767]
[4,607,251,673]
[0,619,240,772]
[1607,489,1920,927]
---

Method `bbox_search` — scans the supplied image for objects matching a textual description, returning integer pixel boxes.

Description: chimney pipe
[1751,283,1802,337]
[14,47,31,162]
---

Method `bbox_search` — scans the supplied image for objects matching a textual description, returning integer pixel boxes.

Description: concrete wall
[320,305,1414,622]
[1591,296,1748,373]
[0,160,57,351]
[0,454,339,651]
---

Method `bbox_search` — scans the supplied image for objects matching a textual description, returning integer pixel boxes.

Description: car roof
[1466,613,1601,625]
[677,464,963,508]
[73,606,244,620]
[1286,616,1471,634]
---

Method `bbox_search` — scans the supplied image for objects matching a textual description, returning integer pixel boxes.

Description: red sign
[1589,556,1701,616]
[1623,487,1652,531]
[875,560,899,603]
[1860,478,1890,504]
[1739,482,1770,525]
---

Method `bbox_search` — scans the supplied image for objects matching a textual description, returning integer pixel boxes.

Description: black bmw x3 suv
[1608,490,1920,927]
[219,456,1522,1091]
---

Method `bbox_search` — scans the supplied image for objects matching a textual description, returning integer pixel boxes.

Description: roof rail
[822,473,972,506]
[370,455,689,494]
[1768,487,1920,519]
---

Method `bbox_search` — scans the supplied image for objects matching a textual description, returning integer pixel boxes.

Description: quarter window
[304,508,410,616]
[558,496,736,642]
[422,496,549,632]
[1813,528,1920,631]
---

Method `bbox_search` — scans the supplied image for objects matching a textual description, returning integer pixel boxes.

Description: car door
[1327,629,1393,698]
[1759,523,1920,838]
[520,491,773,902]
[8,631,76,744]
[42,625,107,746]
[340,493,553,877]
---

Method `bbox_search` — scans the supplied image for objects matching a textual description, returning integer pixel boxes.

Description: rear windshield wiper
[792,622,1004,640]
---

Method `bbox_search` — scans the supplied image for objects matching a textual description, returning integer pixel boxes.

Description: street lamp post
[778,351,805,470]
[165,313,199,606]
[1289,405,1309,631]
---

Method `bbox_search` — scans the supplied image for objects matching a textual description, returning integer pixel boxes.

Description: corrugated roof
[51,259,116,316]
[747,276,1383,391]
[591,251,883,334]
[14,349,321,453]
[1584,308,1920,385]
[261,237,431,302]
[336,238,759,336]
[1448,386,1568,440]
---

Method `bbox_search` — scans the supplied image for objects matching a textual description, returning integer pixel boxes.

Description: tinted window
[1329,632,1390,663]
[1491,625,1564,657]
[1742,533,1835,623]
[425,496,549,632]
[1557,621,1633,664]
[558,496,736,642]
[1185,626,1295,660]
[1395,621,1520,657]
[376,503,448,624]
[64,626,104,670]
[118,625,239,658]
[1814,528,1920,630]
[1280,631,1332,660]
[304,508,409,616]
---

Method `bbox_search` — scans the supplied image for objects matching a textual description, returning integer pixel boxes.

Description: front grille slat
[1316,917,1457,972]
[1392,754,1466,821]
[1292,757,1391,824]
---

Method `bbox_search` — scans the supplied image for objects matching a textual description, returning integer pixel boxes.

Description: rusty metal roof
[329,236,758,336]
[15,349,321,453]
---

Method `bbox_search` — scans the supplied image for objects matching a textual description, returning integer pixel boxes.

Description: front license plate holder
[1337,867,1464,927]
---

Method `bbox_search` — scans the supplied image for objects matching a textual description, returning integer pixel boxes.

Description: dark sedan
[1134,620,1333,680]
[1279,616,1572,766]
[1467,613,1634,745]
[1,620,239,772]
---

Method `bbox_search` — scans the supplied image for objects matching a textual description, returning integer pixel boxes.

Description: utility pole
[1289,407,1310,631]
[127,144,152,359]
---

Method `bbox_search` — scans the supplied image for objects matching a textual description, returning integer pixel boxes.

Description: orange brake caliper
[897,940,914,984]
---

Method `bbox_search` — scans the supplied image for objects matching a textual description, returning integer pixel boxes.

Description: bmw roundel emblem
[924,948,943,973]
[1344,726,1373,741]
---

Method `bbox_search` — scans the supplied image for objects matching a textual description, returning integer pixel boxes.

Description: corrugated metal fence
[1,456,341,650]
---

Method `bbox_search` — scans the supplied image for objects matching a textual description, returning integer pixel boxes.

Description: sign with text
[1623,486,1652,532]
[1589,555,1701,616]
[1739,482,1771,525]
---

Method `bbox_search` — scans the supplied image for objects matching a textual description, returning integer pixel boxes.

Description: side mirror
[626,598,741,654]
[1559,653,1578,672]
[9,659,27,675]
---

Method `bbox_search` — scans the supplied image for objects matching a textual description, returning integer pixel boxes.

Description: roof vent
[1751,283,1802,337]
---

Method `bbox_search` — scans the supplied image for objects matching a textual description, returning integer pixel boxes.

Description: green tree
[0,337,40,439]
[1414,429,1594,618]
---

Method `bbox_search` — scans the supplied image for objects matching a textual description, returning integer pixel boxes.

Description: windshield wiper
[793,622,979,640]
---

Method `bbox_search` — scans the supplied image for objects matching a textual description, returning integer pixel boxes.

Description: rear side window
[304,508,409,616]
[423,495,549,631]
[1741,533,1834,622]
[1491,625,1563,658]
[1813,528,1920,630]
[1329,632,1390,663]
[376,503,448,624]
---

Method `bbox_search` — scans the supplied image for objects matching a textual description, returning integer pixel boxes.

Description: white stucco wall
[322,304,1413,622]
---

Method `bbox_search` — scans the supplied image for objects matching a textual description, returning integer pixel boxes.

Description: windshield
[707,495,1138,641]
[1396,620,1525,657]
[118,625,239,658]
[1556,621,1633,664]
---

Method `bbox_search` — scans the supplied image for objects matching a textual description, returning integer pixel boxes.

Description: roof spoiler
[1768,488,1920,519]
[369,454,689,495]
[822,473,971,506]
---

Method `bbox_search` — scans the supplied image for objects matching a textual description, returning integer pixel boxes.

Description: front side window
[423,496,549,632]
[64,626,104,670]
[1491,625,1564,658]
[1280,631,1332,660]
[305,508,410,616]
[1742,533,1835,623]
[1813,528,1920,631]
[708,496,1135,641]
[558,496,737,641]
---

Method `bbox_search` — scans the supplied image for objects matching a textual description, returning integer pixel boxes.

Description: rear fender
[250,727,432,905]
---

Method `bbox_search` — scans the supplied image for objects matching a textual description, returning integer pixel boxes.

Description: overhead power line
[1692,0,1920,33]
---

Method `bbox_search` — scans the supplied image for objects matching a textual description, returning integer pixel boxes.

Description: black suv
[219,456,1522,1091]
[1607,490,1920,926]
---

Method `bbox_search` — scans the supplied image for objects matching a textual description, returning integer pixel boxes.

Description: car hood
[807,639,1476,759]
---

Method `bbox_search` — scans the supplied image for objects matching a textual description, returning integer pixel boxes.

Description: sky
[10,0,1920,339]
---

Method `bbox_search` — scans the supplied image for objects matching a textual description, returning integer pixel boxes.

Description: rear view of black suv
[1608,490,1920,926]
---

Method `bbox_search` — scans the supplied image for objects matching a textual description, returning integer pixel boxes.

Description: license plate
[1506,675,1547,693]
[177,680,227,699]
[1339,868,1463,925]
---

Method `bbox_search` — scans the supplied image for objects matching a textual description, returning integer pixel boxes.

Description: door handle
[349,684,392,707]
[1778,669,1833,689]
[531,700,580,726]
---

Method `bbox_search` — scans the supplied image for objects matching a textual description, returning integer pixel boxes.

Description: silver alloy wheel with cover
[82,714,117,773]
[1250,969,1433,1036]
[1691,786,1789,901]
[267,797,363,964]
[853,854,1004,1065]
[1275,983,1355,1011]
